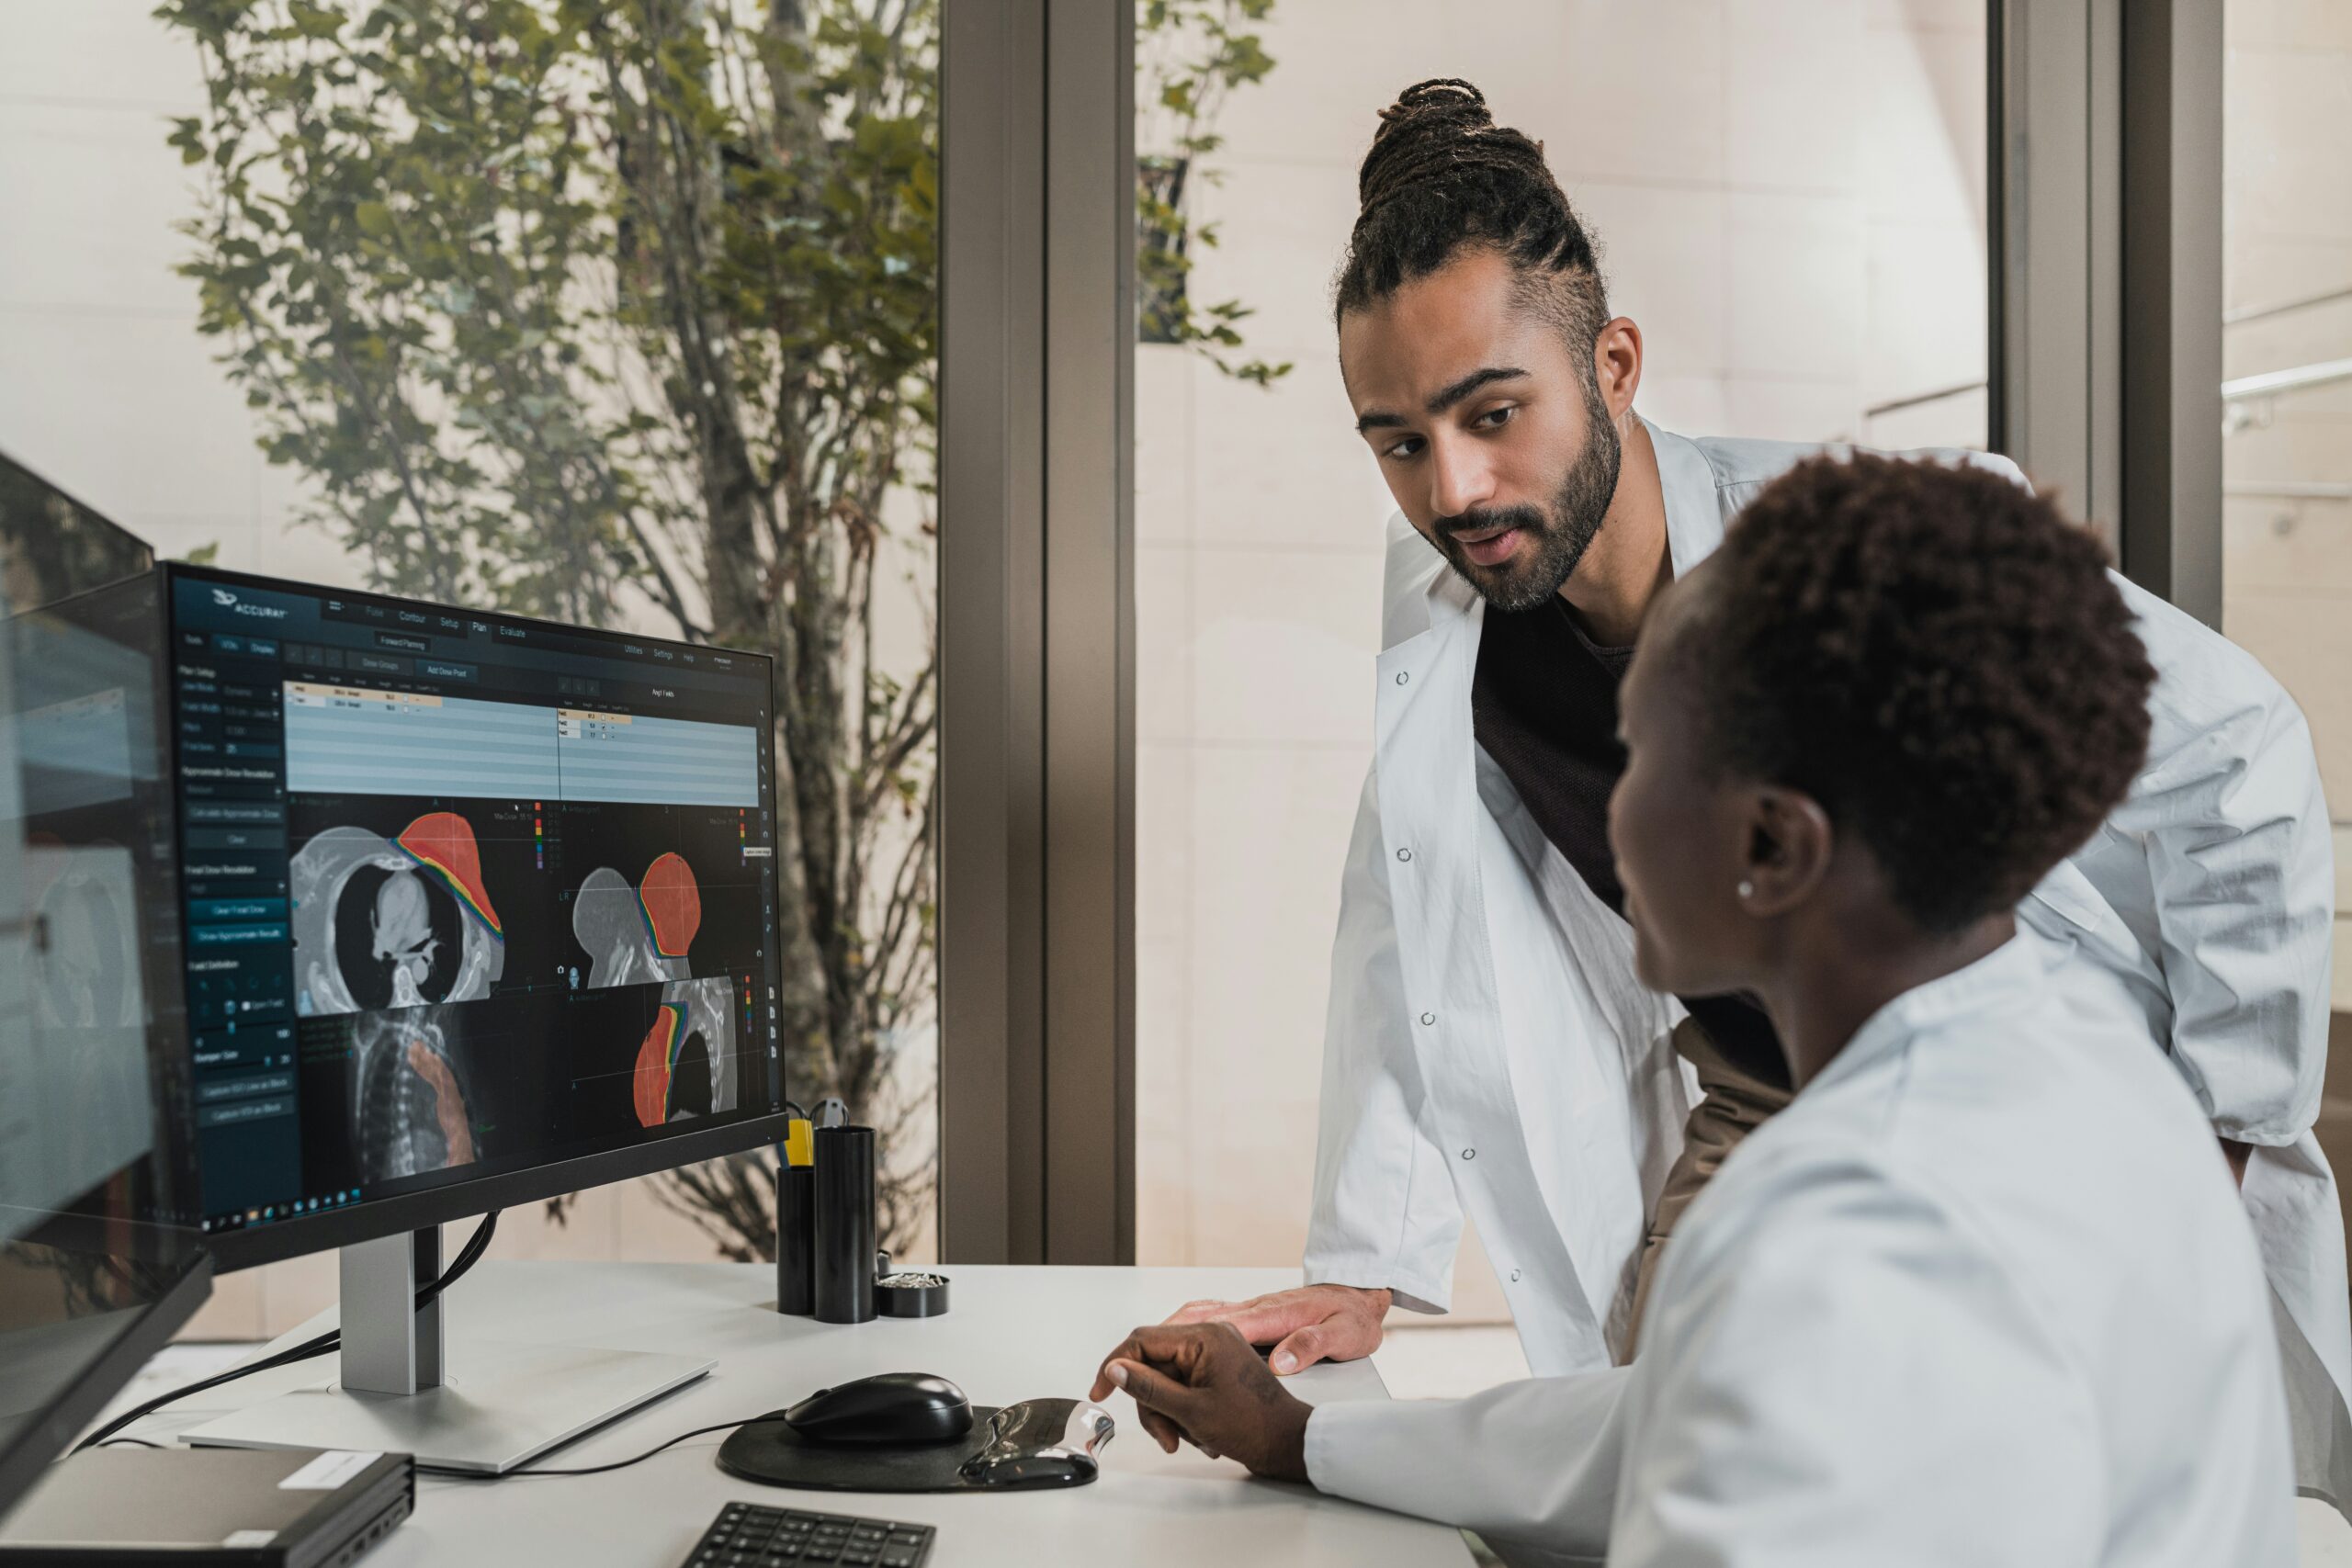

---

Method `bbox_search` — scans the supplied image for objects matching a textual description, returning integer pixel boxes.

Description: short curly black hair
[1333,79,1607,357]
[1660,454,2155,934]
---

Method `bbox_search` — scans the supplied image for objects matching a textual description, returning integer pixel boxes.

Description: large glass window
[2220,0,2352,1219]
[1134,1,1990,1315]
[0,0,939,1332]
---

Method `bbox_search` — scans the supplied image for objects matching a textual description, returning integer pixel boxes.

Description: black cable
[414,1416,768,1481]
[74,1211,501,1453]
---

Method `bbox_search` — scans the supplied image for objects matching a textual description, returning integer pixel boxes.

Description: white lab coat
[1305,936,2300,1567]
[1302,420,2349,1489]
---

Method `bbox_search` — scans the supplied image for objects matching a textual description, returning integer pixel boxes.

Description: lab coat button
[1420,1011,1435,1026]
[1396,671,1410,685]
[1396,848,1412,863]
[1510,1269,1521,1282]
[1461,1147,1476,1160]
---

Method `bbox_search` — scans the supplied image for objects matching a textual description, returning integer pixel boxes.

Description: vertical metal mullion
[1997,0,2221,616]
[2119,0,2223,626]
[1993,0,2121,547]
[1994,0,2013,453]
[1006,0,1051,1266]
[2086,0,2123,536]
[1041,0,1136,1266]
[941,0,1136,1266]
[940,0,1047,1265]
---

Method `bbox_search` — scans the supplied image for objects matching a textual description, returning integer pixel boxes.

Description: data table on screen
[284,688,759,807]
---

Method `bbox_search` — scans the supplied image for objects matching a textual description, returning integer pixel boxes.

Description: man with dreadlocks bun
[1118,78,2348,1518]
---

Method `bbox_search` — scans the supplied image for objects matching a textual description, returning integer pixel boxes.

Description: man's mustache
[1436,505,1547,545]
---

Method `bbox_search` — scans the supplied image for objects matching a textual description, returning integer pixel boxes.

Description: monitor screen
[161,566,787,1261]
[0,460,208,1517]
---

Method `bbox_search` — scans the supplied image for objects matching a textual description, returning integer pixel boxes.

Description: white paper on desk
[279,1450,381,1490]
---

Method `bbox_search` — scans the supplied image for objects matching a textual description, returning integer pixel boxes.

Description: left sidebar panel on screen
[168,596,302,1225]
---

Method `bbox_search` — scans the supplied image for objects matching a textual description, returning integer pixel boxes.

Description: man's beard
[1432,381,1623,613]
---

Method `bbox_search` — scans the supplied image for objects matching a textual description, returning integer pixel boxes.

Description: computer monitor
[0,458,211,1518]
[153,562,790,1471]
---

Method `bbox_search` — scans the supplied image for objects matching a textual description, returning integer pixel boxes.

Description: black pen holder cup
[775,1161,817,1315]
[812,1125,878,1325]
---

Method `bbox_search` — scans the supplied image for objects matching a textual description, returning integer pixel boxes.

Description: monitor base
[179,1339,713,1474]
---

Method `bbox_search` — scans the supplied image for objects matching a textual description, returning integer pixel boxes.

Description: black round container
[812,1125,877,1324]
[876,1271,951,1318]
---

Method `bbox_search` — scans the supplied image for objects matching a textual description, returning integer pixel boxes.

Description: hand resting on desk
[1159,1282,1391,1374]
[1091,1322,1314,1483]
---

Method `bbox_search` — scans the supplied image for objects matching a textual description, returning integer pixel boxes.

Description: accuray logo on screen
[209,587,290,621]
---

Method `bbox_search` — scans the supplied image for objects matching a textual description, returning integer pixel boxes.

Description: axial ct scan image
[291,811,506,1015]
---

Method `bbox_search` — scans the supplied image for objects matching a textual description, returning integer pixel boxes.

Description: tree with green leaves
[160,0,941,1254]
[1136,0,1288,387]
[155,0,1277,1258]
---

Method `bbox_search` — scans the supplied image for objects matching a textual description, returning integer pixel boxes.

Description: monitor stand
[179,1225,714,1474]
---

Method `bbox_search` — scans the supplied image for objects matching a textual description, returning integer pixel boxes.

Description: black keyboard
[683,1501,934,1567]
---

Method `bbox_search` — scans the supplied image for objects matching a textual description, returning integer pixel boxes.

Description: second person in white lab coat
[1098,453,2298,1567]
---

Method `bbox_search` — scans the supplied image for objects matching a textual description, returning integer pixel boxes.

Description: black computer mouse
[780,1372,974,1446]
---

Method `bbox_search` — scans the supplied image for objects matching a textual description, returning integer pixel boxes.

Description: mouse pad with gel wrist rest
[718,1400,1104,1493]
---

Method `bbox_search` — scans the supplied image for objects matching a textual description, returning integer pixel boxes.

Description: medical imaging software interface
[164,569,786,1235]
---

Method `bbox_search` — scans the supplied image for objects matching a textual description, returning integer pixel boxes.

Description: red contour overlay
[395,812,503,940]
[632,1001,689,1128]
[637,852,701,959]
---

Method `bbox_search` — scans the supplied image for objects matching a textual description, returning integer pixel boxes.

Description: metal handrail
[2225,481,2352,500]
[2222,357,2352,403]
[1849,354,2352,424]
[1861,380,1986,420]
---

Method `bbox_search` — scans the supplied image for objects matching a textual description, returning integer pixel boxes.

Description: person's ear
[1594,317,1643,425]
[1737,787,1833,917]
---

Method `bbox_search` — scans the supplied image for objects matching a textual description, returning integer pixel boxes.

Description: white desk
[126,1262,1475,1566]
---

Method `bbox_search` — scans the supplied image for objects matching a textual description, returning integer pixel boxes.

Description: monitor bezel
[158,561,793,1274]
[0,1249,212,1521]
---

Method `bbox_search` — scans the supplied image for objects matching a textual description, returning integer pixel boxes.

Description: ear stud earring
[1736,880,1755,899]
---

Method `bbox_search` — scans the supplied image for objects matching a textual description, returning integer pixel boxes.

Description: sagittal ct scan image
[349,1005,477,1180]
[291,813,506,1014]
[630,976,741,1128]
